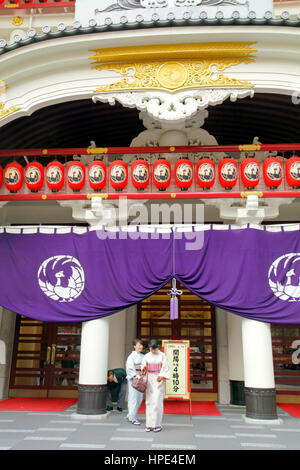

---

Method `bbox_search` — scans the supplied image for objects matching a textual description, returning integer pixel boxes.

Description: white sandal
[153,426,162,432]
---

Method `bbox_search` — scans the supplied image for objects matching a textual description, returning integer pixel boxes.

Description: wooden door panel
[10,316,81,397]
[137,280,218,394]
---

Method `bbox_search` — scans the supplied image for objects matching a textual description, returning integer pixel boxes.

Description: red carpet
[138,400,221,416]
[277,403,300,418]
[0,398,77,412]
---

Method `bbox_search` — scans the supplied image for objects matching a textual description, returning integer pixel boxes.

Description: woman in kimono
[141,339,170,433]
[126,338,144,425]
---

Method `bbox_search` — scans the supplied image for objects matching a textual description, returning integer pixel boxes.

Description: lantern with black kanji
[67,161,86,192]
[263,155,283,189]
[196,157,215,190]
[153,158,171,191]
[218,156,238,190]
[174,157,193,191]
[286,155,300,189]
[46,161,65,192]
[88,160,107,191]
[110,159,128,191]
[131,158,150,191]
[241,156,260,189]
[4,162,23,193]
[25,162,44,192]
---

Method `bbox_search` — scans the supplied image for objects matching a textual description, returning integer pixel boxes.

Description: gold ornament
[239,144,262,151]
[0,102,20,121]
[86,147,108,154]
[87,193,108,199]
[0,80,20,120]
[12,16,23,27]
[90,42,257,93]
[0,81,7,96]
[241,191,263,198]
[157,62,187,90]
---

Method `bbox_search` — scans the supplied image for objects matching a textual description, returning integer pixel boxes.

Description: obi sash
[147,363,162,374]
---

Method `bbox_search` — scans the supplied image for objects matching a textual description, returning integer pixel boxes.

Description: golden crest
[90,42,257,93]
[157,62,187,90]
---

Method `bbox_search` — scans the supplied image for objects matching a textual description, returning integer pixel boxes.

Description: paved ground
[0,403,299,451]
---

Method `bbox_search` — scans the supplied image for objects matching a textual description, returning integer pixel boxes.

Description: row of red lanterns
[1,156,300,193]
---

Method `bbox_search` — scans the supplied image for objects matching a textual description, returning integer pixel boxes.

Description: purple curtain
[0,226,299,324]
[0,229,173,323]
[174,227,300,325]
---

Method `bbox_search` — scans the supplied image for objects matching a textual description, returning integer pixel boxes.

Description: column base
[242,415,283,426]
[230,380,245,406]
[71,411,110,421]
[244,387,278,420]
[77,384,107,415]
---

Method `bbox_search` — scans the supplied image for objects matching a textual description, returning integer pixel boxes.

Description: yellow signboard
[162,340,190,400]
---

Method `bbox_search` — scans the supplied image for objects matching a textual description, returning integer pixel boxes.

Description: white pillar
[215,308,230,404]
[79,317,110,385]
[227,313,245,405]
[216,195,281,417]
[77,317,110,415]
[242,319,275,389]
[241,318,277,420]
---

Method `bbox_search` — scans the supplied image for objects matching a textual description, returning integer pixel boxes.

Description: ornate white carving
[77,0,273,27]
[208,196,296,225]
[129,109,219,148]
[99,0,252,10]
[141,0,168,7]
[93,88,254,125]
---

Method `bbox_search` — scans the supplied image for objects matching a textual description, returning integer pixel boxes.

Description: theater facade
[0,0,299,421]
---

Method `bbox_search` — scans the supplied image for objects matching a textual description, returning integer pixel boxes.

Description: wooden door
[272,324,300,402]
[9,316,81,398]
[137,280,218,400]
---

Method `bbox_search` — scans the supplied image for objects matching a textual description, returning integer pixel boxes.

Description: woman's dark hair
[132,338,143,347]
[149,338,159,350]
[107,370,114,377]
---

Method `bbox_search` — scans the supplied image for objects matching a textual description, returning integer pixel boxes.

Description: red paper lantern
[241,157,260,189]
[153,158,171,191]
[46,161,65,192]
[4,162,23,193]
[110,160,128,191]
[67,161,86,192]
[263,156,283,189]
[196,157,215,190]
[0,166,3,190]
[174,158,193,191]
[131,158,150,191]
[88,161,107,191]
[218,157,238,190]
[286,156,300,189]
[25,162,44,192]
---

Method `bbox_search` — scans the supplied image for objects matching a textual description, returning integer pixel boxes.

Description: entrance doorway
[137,281,218,401]
[272,324,300,403]
[9,316,81,398]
